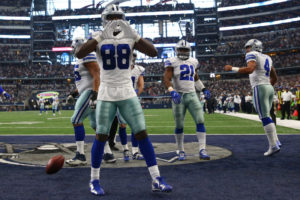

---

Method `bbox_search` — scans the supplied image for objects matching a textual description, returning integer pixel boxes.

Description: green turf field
[0,109,299,135]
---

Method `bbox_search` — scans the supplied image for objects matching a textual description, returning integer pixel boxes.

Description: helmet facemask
[102,4,125,28]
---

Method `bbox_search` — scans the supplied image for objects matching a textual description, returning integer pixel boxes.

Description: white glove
[104,20,141,42]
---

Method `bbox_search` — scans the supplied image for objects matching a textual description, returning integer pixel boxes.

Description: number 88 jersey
[164,57,199,93]
[96,37,136,101]
[246,51,272,88]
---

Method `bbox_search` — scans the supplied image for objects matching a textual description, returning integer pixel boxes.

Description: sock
[138,136,157,167]
[91,167,100,181]
[52,109,55,113]
[40,109,42,113]
[132,147,139,155]
[196,123,206,150]
[76,141,85,154]
[118,127,127,146]
[122,144,129,151]
[104,142,112,154]
[262,118,277,147]
[131,131,138,147]
[175,128,184,152]
[148,165,160,181]
[91,139,105,168]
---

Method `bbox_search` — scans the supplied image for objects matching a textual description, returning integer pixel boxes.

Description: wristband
[135,34,141,43]
[232,67,239,72]
[168,86,174,92]
[94,33,103,43]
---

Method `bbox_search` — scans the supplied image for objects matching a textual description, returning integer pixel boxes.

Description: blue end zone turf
[0,135,300,200]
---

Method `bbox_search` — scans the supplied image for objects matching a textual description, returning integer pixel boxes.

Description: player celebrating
[164,39,211,161]
[65,36,100,166]
[75,4,172,196]
[224,39,281,156]
[118,52,145,161]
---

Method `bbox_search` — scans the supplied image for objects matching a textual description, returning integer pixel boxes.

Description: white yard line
[222,112,300,130]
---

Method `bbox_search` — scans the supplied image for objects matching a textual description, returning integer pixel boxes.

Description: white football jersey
[39,98,44,105]
[95,32,136,101]
[74,52,97,94]
[246,51,272,88]
[164,57,199,93]
[52,96,58,105]
[131,65,145,89]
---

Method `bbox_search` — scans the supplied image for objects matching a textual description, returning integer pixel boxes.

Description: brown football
[45,155,65,174]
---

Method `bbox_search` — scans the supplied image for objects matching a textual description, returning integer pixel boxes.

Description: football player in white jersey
[224,39,281,156]
[118,52,145,161]
[51,94,59,116]
[38,97,46,115]
[65,36,100,166]
[75,4,172,196]
[0,85,11,100]
[164,39,211,161]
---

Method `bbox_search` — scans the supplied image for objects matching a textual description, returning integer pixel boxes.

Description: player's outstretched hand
[3,92,11,99]
[203,89,211,100]
[171,91,181,104]
[89,91,98,110]
[224,65,232,71]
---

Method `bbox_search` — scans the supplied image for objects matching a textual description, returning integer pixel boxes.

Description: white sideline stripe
[222,113,300,130]
[47,117,70,120]
[0,122,43,125]
[0,159,42,167]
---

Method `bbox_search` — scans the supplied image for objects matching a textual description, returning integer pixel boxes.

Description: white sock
[91,167,100,181]
[148,165,160,181]
[175,133,184,151]
[263,123,277,147]
[122,144,129,151]
[196,132,206,151]
[132,147,139,155]
[104,143,112,154]
[76,141,84,154]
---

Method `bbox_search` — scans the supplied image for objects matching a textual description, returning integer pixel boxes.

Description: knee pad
[262,117,273,126]
[96,134,108,142]
[196,123,205,132]
[134,130,148,141]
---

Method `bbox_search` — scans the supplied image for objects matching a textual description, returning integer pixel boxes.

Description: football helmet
[244,39,263,52]
[101,4,125,27]
[175,40,191,60]
[71,36,85,54]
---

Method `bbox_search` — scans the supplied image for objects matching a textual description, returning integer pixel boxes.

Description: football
[45,155,65,174]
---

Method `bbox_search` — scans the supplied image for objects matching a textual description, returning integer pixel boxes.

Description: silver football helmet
[71,36,85,54]
[244,39,263,52]
[101,4,125,27]
[175,40,191,60]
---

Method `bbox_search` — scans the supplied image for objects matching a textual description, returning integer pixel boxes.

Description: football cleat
[123,150,130,162]
[132,152,144,160]
[66,152,87,166]
[199,149,210,160]
[276,140,282,148]
[178,151,186,161]
[103,153,116,163]
[264,145,280,156]
[89,180,105,196]
[152,177,172,193]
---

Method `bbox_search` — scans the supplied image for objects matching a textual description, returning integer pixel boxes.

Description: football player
[65,36,100,166]
[164,39,211,161]
[0,85,11,99]
[51,93,59,116]
[75,4,172,196]
[117,52,145,161]
[224,39,281,156]
[38,97,47,115]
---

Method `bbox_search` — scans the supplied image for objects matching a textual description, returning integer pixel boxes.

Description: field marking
[47,117,70,120]
[144,114,160,117]
[0,122,43,125]
[0,158,43,167]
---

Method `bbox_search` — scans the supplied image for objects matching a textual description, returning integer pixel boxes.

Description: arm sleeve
[245,52,257,63]
[82,52,97,64]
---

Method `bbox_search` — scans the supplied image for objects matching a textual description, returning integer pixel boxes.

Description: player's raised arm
[270,66,278,86]
[224,61,256,74]
[134,38,158,57]
[75,37,99,59]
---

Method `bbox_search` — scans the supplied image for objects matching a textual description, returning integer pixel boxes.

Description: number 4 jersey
[165,57,199,93]
[74,52,97,94]
[246,51,272,88]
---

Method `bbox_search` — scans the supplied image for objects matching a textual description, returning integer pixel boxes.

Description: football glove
[89,91,98,110]
[69,90,79,98]
[171,91,181,104]
[111,20,141,42]
[202,89,211,100]
[3,92,11,99]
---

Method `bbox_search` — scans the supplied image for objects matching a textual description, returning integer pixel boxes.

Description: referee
[281,86,293,120]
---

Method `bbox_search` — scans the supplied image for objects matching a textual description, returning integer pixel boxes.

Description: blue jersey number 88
[101,44,131,70]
